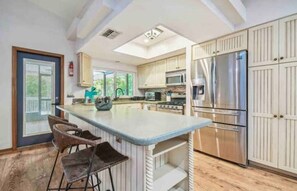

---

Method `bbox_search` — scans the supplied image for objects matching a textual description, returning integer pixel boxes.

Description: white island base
[68,114,195,191]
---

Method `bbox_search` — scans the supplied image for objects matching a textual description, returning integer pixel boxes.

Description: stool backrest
[48,115,77,133]
[52,124,98,153]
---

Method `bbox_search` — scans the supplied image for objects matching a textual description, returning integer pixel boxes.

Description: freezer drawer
[193,107,246,126]
[194,123,247,165]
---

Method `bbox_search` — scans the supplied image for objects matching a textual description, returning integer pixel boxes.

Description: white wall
[0,0,84,149]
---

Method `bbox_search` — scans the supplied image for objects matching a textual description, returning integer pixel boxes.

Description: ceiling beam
[201,0,246,29]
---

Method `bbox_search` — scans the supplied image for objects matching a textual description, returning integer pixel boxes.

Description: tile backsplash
[143,85,186,100]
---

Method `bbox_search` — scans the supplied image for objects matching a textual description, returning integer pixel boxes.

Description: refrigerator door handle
[211,57,216,105]
[194,109,239,116]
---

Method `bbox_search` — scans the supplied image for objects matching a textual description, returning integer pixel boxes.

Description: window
[93,70,134,97]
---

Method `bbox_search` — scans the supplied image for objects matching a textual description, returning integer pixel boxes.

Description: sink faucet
[114,88,125,100]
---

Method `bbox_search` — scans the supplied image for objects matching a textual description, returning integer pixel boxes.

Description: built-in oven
[166,71,186,86]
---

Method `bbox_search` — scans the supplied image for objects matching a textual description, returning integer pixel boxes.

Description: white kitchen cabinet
[138,65,147,88]
[248,21,279,67]
[216,30,248,55]
[279,15,297,63]
[77,52,93,87]
[166,56,178,72]
[155,59,166,87]
[192,40,216,60]
[278,62,297,174]
[166,54,186,72]
[177,54,186,70]
[248,65,279,168]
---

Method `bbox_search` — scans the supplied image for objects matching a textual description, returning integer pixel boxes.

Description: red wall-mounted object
[69,61,74,77]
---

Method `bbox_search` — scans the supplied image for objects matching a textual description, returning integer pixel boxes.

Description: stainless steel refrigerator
[191,50,247,166]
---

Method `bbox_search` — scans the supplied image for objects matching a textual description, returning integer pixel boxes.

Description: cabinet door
[279,15,297,63]
[155,60,166,87]
[248,65,279,168]
[216,30,248,55]
[278,62,297,174]
[146,63,156,87]
[137,65,146,88]
[166,56,178,72]
[78,53,92,87]
[192,40,216,60]
[177,54,186,70]
[248,21,279,67]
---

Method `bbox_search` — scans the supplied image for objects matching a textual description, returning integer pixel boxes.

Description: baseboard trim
[249,161,297,179]
[0,142,52,156]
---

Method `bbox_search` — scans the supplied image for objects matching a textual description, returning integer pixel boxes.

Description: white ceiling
[78,0,234,65]
[28,0,91,25]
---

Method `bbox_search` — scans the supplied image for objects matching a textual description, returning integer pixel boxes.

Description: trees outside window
[93,70,134,97]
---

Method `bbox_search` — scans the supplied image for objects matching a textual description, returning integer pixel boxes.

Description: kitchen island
[57,105,212,191]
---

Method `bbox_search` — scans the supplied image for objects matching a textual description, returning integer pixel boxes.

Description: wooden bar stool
[52,124,129,191]
[47,115,101,191]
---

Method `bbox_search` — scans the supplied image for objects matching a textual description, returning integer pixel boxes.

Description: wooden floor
[0,147,296,191]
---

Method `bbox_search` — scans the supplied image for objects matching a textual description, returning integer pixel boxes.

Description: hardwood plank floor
[0,146,296,191]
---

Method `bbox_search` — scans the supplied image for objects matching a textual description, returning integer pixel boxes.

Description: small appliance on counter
[145,92,161,101]
[166,91,172,102]
[95,97,112,111]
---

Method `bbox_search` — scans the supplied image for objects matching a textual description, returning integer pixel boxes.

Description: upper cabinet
[249,15,297,67]
[192,31,248,60]
[77,52,93,87]
[166,54,186,72]
[166,56,178,72]
[279,14,297,63]
[138,60,166,89]
[216,30,248,55]
[248,21,279,67]
[192,40,216,60]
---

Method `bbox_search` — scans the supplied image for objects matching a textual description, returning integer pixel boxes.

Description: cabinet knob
[273,115,278,118]
[213,51,216,54]
[273,58,278,61]
[217,51,220,53]
[280,115,284,118]
[280,57,284,60]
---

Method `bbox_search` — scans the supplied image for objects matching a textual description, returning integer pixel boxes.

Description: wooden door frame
[11,46,64,150]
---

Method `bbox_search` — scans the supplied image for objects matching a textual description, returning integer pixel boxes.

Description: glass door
[17,52,61,147]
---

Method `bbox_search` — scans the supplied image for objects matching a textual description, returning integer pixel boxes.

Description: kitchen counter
[57,105,211,145]
[57,104,211,191]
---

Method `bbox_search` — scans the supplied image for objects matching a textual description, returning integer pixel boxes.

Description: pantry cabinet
[77,52,93,87]
[248,62,297,174]
[278,62,297,174]
[248,65,279,168]
[155,59,166,87]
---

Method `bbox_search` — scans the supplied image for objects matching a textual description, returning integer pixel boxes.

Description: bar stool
[52,124,129,191]
[47,115,101,191]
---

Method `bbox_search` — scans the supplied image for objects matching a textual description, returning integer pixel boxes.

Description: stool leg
[46,151,59,191]
[91,175,95,191]
[58,173,64,191]
[95,174,101,191]
[108,168,115,191]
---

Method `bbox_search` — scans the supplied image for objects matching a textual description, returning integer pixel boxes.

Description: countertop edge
[57,106,212,146]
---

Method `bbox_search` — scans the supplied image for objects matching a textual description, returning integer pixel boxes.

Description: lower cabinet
[248,62,297,174]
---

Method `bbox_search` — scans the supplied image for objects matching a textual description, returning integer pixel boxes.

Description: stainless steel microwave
[166,71,186,86]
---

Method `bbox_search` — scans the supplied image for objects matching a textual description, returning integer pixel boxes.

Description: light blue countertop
[57,105,212,146]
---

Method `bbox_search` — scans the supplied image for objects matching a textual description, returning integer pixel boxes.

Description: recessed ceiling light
[144,28,163,40]
[144,39,149,43]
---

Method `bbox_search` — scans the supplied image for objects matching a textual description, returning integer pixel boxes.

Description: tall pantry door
[278,62,297,174]
[248,65,279,168]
